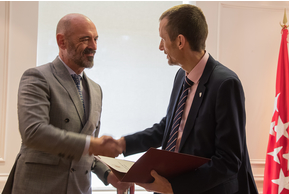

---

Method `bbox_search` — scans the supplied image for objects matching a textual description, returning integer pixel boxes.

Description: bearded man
[2,13,131,194]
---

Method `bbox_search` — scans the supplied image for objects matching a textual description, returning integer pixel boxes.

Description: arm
[123,117,167,156]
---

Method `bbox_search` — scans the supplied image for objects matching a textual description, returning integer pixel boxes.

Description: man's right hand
[89,135,123,157]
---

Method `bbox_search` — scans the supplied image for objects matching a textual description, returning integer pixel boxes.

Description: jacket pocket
[24,151,60,165]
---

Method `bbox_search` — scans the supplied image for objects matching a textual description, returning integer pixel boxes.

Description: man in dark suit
[2,13,130,194]
[116,4,258,194]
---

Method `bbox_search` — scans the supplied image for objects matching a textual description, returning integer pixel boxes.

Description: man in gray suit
[2,13,130,193]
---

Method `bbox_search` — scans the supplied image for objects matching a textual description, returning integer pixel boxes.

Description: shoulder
[206,56,241,85]
[22,62,52,77]
[202,56,244,99]
[21,63,52,83]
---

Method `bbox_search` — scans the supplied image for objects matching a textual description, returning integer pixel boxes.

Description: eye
[79,37,90,42]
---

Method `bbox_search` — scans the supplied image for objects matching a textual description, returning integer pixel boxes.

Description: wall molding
[0,173,9,192]
[0,2,9,163]
[220,1,289,11]
[251,159,266,165]
[250,159,265,192]
[216,1,288,60]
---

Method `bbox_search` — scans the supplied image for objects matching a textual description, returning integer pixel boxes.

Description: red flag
[263,28,289,194]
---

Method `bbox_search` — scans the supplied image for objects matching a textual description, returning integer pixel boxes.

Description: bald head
[56,13,98,73]
[56,13,93,38]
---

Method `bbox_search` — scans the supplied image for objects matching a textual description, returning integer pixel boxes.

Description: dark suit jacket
[124,55,258,193]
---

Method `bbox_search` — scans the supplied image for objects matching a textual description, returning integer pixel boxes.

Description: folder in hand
[96,147,210,183]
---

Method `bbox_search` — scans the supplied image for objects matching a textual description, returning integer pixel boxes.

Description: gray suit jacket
[3,57,109,193]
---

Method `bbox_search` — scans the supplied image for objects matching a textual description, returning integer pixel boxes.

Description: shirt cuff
[82,135,91,156]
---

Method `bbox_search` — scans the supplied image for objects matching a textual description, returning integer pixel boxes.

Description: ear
[177,34,186,50]
[56,33,66,50]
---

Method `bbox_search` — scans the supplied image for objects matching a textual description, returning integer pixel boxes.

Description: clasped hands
[88,135,125,157]
[89,136,173,194]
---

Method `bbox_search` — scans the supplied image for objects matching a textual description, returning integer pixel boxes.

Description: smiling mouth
[85,53,95,57]
[83,48,96,56]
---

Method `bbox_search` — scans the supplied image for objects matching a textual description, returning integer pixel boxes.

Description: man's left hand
[107,171,133,193]
[136,170,173,194]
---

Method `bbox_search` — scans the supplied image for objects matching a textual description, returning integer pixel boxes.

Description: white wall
[1,1,287,193]
[0,1,38,191]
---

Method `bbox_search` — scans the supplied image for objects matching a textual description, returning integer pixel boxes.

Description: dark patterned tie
[166,76,194,152]
[71,74,86,113]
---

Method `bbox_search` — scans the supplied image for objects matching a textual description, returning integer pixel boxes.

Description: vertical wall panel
[0,1,38,192]
[0,1,9,163]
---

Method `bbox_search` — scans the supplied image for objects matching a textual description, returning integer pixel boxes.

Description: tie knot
[71,74,81,86]
[184,76,194,89]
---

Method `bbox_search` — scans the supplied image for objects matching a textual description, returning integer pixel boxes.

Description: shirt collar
[186,51,209,84]
[58,56,84,78]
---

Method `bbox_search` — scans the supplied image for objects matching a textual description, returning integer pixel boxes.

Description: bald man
[2,13,130,193]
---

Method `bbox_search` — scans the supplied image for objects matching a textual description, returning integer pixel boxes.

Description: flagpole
[280,9,288,29]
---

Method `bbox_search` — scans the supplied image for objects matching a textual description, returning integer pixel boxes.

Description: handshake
[88,136,126,157]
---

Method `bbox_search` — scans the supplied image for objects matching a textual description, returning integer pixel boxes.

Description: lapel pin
[199,92,202,97]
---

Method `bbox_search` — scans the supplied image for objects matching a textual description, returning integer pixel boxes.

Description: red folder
[104,148,210,183]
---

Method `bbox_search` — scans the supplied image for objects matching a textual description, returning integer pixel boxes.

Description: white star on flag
[270,121,275,135]
[273,93,280,114]
[283,153,289,171]
[268,146,283,164]
[274,116,289,142]
[272,169,289,194]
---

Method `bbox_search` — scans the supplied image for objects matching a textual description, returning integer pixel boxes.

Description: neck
[180,50,205,73]
[59,52,84,74]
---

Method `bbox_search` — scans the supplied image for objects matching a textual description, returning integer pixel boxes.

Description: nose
[159,39,164,51]
[89,39,97,51]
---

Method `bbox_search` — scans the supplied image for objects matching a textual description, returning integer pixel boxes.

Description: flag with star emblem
[263,27,289,194]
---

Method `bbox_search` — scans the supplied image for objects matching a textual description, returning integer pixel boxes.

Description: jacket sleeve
[91,157,111,185]
[124,117,166,156]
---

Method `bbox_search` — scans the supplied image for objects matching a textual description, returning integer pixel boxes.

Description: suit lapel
[81,73,102,136]
[51,57,86,126]
[81,72,95,134]
[179,55,217,151]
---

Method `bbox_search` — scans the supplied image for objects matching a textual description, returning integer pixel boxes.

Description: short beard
[73,57,94,69]
[69,47,96,69]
